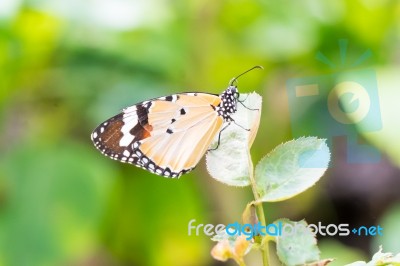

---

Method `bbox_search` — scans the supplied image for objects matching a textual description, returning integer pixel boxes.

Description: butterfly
[91,66,262,178]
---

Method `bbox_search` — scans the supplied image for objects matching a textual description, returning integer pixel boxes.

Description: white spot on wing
[119,113,138,146]
[123,105,138,112]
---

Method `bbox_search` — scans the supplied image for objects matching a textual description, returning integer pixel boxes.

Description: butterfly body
[91,86,239,178]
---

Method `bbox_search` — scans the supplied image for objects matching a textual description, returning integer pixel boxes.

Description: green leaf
[206,92,262,186]
[255,137,330,202]
[274,219,320,266]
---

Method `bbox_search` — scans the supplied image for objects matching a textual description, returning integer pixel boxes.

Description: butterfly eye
[226,86,239,99]
[232,87,239,98]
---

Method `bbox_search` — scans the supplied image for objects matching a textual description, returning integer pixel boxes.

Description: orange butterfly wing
[91,93,224,177]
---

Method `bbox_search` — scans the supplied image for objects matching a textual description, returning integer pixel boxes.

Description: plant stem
[247,150,269,266]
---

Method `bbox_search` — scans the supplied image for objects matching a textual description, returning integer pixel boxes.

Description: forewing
[91,93,224,177]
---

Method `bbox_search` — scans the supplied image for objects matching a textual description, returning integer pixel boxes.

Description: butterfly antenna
[229,65,263,86]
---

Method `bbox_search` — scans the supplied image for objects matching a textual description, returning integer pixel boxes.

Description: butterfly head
[228,85,239,99]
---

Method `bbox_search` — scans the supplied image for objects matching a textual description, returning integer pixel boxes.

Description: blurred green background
[1,0,400,265]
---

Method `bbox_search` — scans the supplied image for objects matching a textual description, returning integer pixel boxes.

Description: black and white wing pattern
[91,86,239,178]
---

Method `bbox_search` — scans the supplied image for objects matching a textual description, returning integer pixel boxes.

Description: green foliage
[274,219,320,266]
[208,93,332,265]
[1,0,399,265]
[207,85,398,265]
[255,137,330,202]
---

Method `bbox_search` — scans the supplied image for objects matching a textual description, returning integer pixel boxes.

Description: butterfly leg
[207,123,231,151]
[207,118,251,152]
[238,97,260,111]
[232,119,251,131]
